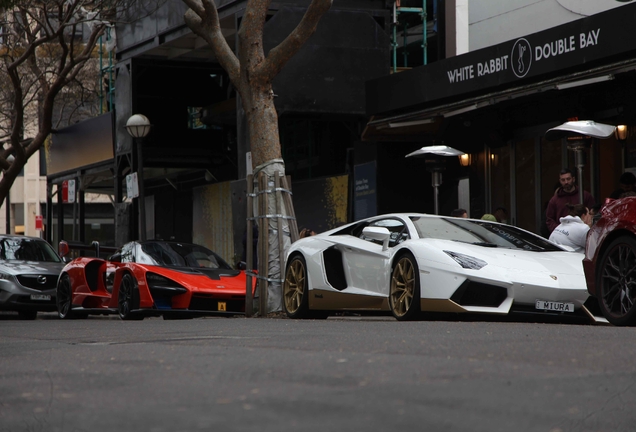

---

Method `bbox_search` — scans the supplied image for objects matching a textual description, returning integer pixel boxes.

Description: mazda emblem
[37,275,47,284]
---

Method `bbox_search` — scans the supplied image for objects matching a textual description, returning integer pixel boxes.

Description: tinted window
[410,217,563,252]
[119,243,135,263]
[0,238,61,262]
[138,241,232,269]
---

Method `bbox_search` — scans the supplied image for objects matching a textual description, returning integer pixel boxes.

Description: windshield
[410,217,563,252]
[137,241,232,269]
[0,238,62,262]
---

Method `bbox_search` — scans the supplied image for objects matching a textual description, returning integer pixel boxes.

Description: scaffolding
[392,0,436,73]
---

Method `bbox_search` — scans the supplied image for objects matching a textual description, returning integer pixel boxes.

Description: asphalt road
[1,312,635,432]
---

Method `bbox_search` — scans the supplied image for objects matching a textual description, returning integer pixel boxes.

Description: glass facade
[488,131,627,238]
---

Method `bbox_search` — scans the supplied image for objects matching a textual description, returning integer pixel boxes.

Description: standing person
[545,168,595,234]
[548,204,592,253]
[299,227,316,238]
[450,208,468,218]
[609,172,636,199]
[493,206,508,223]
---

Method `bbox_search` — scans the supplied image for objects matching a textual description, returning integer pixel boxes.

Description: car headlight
[443,251,488,270]
[0,273,12,280]
[145,273,184,289]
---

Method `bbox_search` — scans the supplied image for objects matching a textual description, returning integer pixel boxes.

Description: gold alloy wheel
[284,258,305,314]
[390,256,415,317]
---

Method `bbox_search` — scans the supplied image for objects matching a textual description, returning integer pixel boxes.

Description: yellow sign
[218,302,226,311]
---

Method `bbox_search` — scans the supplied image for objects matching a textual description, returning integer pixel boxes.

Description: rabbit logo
[511,38,532,78]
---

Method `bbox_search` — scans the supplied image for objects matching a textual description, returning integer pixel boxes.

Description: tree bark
[183,0,332,313]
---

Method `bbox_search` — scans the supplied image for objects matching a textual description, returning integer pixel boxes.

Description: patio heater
[545,121,617,204]
[405,145,465,215]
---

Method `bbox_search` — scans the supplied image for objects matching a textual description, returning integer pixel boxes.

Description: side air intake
[323,246,347,291]
[450,281,507,307]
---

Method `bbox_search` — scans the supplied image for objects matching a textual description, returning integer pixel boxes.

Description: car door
[337,217,409,297]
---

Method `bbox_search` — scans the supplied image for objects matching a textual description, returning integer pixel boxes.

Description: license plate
[30,294,51,301]
[535,300,574,313]
[218,302,226,311]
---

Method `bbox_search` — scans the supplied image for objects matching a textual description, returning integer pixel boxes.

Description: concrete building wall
[468,0,627,51]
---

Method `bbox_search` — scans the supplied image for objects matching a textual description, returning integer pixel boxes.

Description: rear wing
[58,240,118,260]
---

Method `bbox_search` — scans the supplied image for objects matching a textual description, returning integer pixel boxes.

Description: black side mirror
[109,253,122,263]
[237,261,247,270]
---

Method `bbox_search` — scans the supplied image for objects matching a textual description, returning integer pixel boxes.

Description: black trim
[450,280,507,307]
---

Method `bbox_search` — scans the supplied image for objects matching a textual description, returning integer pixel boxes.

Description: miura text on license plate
[535,300,574,312]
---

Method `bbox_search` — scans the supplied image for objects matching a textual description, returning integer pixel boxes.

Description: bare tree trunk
[244,92,288,313]
[183,0,333,314]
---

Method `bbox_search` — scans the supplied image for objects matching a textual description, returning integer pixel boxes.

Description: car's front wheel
[56,274,88,319]
[57,274,74,319]
[389,252,421,321]
[283,254,310,319]
[596,235,636,326]
[118,274,143,321]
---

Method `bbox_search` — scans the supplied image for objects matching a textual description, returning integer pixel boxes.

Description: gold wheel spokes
[284,260,305,314]
[390,258,415,317]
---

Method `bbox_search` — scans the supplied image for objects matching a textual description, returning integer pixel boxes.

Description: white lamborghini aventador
[283,213,592,321]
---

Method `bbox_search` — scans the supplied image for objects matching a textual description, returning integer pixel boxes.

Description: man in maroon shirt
[546,168,596,234]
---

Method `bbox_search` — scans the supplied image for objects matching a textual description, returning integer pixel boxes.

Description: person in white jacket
[548,203,592,252]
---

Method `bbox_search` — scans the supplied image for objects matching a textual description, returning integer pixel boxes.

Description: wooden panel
[192,181,235,265]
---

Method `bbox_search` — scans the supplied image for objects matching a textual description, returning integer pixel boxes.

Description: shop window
[540,137,563,237]
[515,139,536,233]
[490,146,510,225]
[187,107,207,130]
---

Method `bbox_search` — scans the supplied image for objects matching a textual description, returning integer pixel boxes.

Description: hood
[140,264,247,294]
[160,265,240,280]
[558,215,584,224]
[0,261,65,276]
[417,239,584,276]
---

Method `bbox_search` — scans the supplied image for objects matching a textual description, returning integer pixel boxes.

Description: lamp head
[126,114,152,138]
[616,125,628,140]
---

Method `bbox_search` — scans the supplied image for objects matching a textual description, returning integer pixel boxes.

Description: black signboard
[367,3,636,115]
[48,112,114,175]
[354,162,377,219]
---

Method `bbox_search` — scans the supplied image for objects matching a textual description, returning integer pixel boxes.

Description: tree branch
[183,0,240,87]
[237,0,269,73]
[260,0,332,82]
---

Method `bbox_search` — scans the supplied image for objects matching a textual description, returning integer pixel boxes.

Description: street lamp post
[125,114,152,241]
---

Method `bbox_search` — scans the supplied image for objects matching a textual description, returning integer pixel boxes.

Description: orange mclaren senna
[56,240,256,320]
